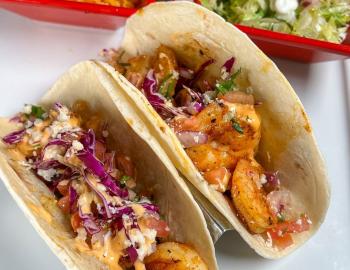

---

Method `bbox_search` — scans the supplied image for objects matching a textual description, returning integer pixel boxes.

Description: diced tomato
[95,140,106,161]
[116,155,135,177]
[71,212,83,232]
[57,196,70,214]
[267,215,311,250]
[203,167,231,192]
[274,215,311,234]
[143,217,170,238]
[267,230,294,250]
[56,180,70,196]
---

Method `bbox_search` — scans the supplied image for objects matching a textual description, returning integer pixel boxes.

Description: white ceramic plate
[0,10,349,270]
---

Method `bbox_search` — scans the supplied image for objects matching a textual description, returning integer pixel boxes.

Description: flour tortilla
[0,61,217,270]
[99,1,331,259]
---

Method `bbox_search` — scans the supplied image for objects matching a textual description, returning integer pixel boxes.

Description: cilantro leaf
[30,105,46,119]
[231,119,244,134]
[216,68,242,94]
[120,175,130,187]
[159,73,175,98]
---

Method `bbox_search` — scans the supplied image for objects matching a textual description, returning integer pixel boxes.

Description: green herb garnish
[120,175,130,187]
[231,119,244,134]
[215,68,242,94]
[30,105,46,119]
[159,73,176,98]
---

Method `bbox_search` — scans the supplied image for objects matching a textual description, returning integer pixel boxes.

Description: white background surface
[0,9,350,270]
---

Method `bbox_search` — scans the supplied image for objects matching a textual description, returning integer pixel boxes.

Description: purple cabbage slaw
[2,129,25,145]
[2,103,164,265]
[142,70,187,119]
[139,56,239,119]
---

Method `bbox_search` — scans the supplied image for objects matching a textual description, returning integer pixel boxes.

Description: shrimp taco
[99,1,330,258]
[0,61,217,270]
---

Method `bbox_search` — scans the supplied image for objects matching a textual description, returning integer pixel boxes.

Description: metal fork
[178,171,234,243]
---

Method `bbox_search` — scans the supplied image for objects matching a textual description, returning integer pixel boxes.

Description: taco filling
[2,101,207,270]
[103,45,312,250]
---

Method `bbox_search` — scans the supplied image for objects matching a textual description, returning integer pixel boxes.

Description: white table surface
[0,9,350,270]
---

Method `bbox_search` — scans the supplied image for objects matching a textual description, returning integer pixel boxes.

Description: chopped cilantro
[231,119,244,134]
[133,195,140,202]
[159,73,175,98]
[215,68,242,94]
[30,105,46,119]
[120,175,130,187]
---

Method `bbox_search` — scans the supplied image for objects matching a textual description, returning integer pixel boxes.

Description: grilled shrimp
[172,101,260,153]
[153,45,178,82]
[213,102,261,152]
[144,242,208,270]
[231,158,276,234]
[185,143,239,172]
[153,45,178,98]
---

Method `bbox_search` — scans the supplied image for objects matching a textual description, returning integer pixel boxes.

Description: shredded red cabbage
[80,129,95,155]
[2,129,25,145]
[79,207,101,235]
[54,102,63,110]
[141,203,159,214]
[127,246,138,264]
[142,69,165,105]
[69,186,78,213]
[187,101,204,115]
[40,138,71,161]
[142,69,187,119]
[35,160,62,170]
[222,57,235,73]
[77,149,128,198]
[263,172,281,193]
[83,172,113,219]
[10,115,21,123]
[188,59,215,87]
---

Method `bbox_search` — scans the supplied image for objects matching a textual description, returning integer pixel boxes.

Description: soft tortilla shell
[102,1,330,258]
[0,61,217,270]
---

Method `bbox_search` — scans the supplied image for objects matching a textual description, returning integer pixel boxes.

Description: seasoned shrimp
[213,102,261,152]
[170,103,224,133]
[153,45,178,83]
[144,242,208,270]
[152,45,178,98]
[172,101,261,153]
[185,143,239,172]
[231,159,276,233]
[202,167,231,192]
[125,55,153,89]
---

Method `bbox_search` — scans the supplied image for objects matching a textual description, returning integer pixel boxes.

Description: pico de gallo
[102,45,312,249]
[2,101,207,269]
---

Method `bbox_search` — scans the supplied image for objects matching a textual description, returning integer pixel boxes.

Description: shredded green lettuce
[203,0,350,43]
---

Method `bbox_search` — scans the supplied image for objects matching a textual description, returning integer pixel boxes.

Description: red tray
[1,0,349,62]
[0,0,154,29]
